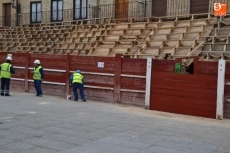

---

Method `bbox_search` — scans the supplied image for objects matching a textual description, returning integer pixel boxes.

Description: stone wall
[18,0,101,24]
[0,0,16,16]
[0,0,17,27]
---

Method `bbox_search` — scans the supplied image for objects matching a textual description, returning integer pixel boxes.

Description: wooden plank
[152,77,217,89]
[226,62,230,75]
[29,60,67,70]
[121,77,145,90]
[28,72,65,83]
[30,54,67,69]
[85,82,114,88]
[70,56,116,73]
[152,88,216,101]
[151,83,216,94]
[151,94,216,110]
[28,82,66,97]
[152,71,217,83]
[224,102,230,111]
[121,91,145,107]
[66,53,70,95]
[199,61,218,75]
[24,52,29,92]
[84,88,114,102]
[225,74,230,79]
[71,55,115,61]
[84,74,114,86]
[224,86,230,97]
[152,60,174,72]
[152,104,216,118]
[10,80,25,93]
[13,69,25,79]
[152,65,174,72]
[122,59,146,76]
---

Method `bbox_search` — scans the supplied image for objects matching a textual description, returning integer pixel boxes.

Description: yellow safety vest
[33,66,42,80]
[72,73,83,84]
[0,63,12,79]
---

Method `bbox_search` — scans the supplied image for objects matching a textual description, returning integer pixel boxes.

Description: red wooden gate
[150,57,217,118]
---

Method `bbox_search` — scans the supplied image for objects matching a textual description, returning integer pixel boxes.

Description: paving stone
[144,145,178,153]
[0,150,14,153]
[0,138,16,146]
[21,137,56,147]
[40,141,76,151]
[63,145,101,153]
[108,145,141,153]
[3,132,33,142]
[1,142,35,152]
[0,92,230,153]
[62,136,93,146]
[121,140,153,150]
[20,147,57,153]
[178,144,217,153]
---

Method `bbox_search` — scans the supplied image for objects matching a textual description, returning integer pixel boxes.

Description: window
[51,0,63,22]
[74,0,87,20]
[30,2,41,23]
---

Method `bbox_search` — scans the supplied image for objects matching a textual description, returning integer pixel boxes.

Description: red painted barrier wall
[150,58,218,119]
[121,58,146,107]
[225,62,230,118]
[0,53,146,106]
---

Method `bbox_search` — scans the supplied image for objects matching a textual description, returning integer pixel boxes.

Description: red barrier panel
[224,62,230,118]
[0,53,147,106]
[120,58,146,106]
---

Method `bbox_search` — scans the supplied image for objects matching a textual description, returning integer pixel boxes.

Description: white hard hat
[6,56,12,60]
[34,59,40,64]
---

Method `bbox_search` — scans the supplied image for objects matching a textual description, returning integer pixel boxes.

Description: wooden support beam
[216,59,226,120]
[66,53,70,97]
[25,52,29,92]
[114,54,122,103]
[145,58,152,109]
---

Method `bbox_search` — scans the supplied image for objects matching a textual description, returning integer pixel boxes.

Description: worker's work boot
[82,99,86,102]
[5,94,11,96]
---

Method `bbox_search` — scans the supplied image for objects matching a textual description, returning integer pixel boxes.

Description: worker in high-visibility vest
[33,60,44,97]
[0,56,15,96]
[69,70,86,102]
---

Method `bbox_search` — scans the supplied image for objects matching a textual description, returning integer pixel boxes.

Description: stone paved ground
[0,92,230,153]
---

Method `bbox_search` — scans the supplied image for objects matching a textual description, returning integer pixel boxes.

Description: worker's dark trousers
[1,78,10,96]
[72,83,85,101]
[34,80,43,96]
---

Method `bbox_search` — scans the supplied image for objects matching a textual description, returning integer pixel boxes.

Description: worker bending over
[70,70,86,102]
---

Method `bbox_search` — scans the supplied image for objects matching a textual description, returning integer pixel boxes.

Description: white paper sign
[98,62,104,68]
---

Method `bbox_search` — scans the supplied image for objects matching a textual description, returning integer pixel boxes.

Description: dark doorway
[115,0,129,19]
[190,0,209,14]
[152,0,167,17]
[4,3,11,27]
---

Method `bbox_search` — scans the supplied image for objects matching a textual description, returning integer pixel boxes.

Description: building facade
[0,0,16,27]
[0,0,229,27]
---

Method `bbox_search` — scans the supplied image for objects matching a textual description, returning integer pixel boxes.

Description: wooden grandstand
[1,13,229,60]
[190,15,230,60]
